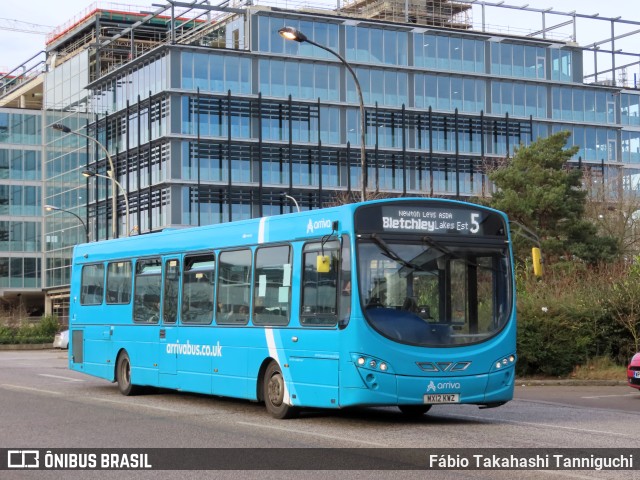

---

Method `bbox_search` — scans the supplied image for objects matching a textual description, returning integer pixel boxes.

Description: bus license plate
[424,393,460,404]
[634,371,640,379]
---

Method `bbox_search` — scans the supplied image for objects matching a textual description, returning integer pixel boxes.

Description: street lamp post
[52,123,119,238]
[278,26,367,202]
[281,192,301,212]
[44,205,89,243]
[82,170,131,237]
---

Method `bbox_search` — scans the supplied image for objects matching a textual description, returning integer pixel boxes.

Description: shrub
[515,263,627,377]
[0,314,60,345]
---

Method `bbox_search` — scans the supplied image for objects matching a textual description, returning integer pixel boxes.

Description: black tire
[116,351,141,396]
[263,361,299,419]
[398,404,432,417]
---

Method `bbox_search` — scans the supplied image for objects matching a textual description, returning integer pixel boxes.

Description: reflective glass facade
[44,51,90,288]
[0,108,43,289]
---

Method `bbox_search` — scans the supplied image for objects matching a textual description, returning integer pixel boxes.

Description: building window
[258,59,339,102]
[346,25,408,66]
[181,52,251,94]
[256,15,338,60]
[491,42,546,80]
[621,93,640,126]
[551,49,573,82]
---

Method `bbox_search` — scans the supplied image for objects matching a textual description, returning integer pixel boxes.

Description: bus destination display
[381,206,484,235]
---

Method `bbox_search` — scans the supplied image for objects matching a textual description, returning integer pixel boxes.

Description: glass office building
[0,108,44,314]
[1,0,639,311]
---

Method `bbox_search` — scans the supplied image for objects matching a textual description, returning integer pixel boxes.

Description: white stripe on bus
[258,217,267,244]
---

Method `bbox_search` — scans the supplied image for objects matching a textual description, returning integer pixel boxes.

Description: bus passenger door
[158,257,180,388]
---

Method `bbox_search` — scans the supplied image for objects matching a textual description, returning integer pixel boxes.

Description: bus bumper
[339,366,515,407]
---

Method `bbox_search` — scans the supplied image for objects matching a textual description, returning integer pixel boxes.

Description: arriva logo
[306,218,332,234]
[426,381,461,392]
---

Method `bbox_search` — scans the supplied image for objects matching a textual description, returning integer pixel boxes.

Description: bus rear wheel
[398,404,432,417]
[116,351,141,396]
[263,361,298,419]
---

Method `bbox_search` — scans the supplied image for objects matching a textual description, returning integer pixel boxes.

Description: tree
[487,131,618,265]
[583,167,640,258]
[602,260,640,356]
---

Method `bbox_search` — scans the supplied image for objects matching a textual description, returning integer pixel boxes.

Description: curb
[517,379,627,387]
[0,344,53,351]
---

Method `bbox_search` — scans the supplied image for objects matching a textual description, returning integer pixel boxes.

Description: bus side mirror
[531,247,543,277]
[316,255,330,273]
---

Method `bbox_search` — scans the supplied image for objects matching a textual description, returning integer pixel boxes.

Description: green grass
[569,357,627,381]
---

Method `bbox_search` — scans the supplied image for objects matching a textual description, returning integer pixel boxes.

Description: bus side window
[80,264,105,306]
[301,240,340,326]
[182,254,215,325]
[339,235,351,327]
[253,244,292,326]
[216,249,251,325]
[106,261,132,304]
[163,259,180,324]
[133,258,162,324]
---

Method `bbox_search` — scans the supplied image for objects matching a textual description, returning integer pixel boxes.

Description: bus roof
[72,198,504,264]
[73,200,356,264]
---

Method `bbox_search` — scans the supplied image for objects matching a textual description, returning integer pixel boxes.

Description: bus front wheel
[398,404,432,417]
[263,361,299,419]
[116,351,141,396]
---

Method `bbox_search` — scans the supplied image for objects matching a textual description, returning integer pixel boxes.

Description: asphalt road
[1,350,639,480]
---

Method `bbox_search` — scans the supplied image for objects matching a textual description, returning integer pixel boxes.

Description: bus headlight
[351,353,392,373]
[493,354,517,371]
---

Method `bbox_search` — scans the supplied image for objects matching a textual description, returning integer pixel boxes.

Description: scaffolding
[339,0,471,29]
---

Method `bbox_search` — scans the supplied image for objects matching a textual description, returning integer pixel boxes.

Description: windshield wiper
[369,234,425,271]
[421,234,455,257]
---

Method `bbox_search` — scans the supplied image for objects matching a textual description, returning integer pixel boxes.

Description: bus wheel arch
[256,358,273,403]
[262,360,299,419]
[115,349,142,396]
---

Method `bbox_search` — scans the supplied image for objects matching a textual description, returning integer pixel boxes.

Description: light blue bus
[68,198,516,418]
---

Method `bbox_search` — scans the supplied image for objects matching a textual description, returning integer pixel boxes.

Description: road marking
[445,413,632,438]
[1,384,62,395]
[38,374,84,382]
[581,393,638,399]
[236,421,388,447]
[90,396,181,413]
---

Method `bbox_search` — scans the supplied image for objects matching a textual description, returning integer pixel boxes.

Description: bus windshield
[357,236,511,347]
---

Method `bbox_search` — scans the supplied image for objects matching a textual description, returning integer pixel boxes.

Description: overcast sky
[0,0,637,82]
